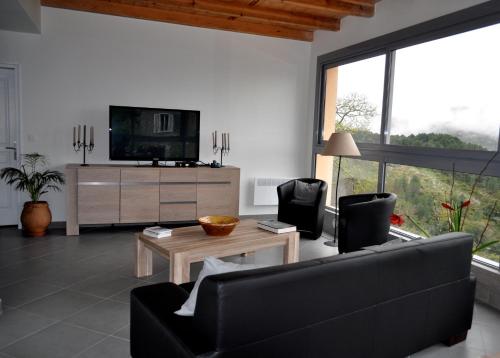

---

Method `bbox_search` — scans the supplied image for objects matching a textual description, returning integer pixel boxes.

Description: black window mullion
[380,51,396,145]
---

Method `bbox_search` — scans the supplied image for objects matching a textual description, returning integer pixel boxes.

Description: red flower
[461,200,471,208]
[391,214,404,226]
[441,203,454,211]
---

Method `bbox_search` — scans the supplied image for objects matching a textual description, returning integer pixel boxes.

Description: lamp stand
[324,155,342,247]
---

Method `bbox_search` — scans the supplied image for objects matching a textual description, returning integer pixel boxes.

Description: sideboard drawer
[160,184,196,203]
[160,203,197,222]
[121,168,159,183]
[78,168,120,183]
[197,168,233,183]
[160,168,197,183]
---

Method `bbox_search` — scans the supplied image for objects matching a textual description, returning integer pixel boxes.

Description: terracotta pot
[20,201,52,237]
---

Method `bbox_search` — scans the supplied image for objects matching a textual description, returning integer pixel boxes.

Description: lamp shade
[322,132,361,157]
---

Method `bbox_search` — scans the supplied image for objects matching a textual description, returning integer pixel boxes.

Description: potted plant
[0,153,64,237]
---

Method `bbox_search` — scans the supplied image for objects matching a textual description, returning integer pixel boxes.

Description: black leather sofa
[277,178,327,239]
[131,232,476,358]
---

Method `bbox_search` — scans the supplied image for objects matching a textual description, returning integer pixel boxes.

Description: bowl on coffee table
[198,216,240,237]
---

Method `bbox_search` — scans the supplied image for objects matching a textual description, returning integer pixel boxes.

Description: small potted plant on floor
[0,153,64,237]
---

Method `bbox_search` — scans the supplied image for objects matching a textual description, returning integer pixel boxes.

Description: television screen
[109,106,200,161]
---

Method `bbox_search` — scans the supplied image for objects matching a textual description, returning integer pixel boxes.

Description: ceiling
[41,0,377,42]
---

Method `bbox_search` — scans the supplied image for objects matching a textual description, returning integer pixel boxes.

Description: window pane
[322,55,385,143]
[385,164,500,262]
[390,24,500,151]
[316,155,379,207]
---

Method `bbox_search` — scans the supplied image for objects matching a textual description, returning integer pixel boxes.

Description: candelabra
[73,125,95,166]
[212,130,230,167]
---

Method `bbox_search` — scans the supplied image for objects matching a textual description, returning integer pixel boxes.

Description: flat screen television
[109,105,200,163]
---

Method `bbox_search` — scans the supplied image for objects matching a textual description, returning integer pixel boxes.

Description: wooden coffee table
[135,219,300,284]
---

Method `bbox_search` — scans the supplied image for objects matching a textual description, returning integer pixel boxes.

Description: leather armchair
[277,179,327,239]
[338,192,397,254]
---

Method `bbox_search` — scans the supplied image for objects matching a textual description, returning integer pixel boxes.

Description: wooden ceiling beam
[280,0,374,17]
[147,0,340,31]
[41,0,314,41]
[340,0,376,6]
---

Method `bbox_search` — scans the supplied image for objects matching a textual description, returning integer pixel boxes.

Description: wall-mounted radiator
[253,178,290,206]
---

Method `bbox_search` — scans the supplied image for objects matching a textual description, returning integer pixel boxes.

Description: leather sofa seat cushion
[292,180,320,203]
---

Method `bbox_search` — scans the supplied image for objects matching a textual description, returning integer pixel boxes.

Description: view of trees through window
[317,23,500,263]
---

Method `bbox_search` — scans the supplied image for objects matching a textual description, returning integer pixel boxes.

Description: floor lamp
[321,132,361,247]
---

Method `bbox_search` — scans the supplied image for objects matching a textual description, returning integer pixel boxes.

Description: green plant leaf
[473,240,500,254]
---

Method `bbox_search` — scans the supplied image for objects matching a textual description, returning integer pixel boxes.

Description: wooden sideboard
[65,164,240,236]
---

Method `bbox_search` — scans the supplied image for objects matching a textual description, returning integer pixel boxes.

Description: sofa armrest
[131,283,209,358]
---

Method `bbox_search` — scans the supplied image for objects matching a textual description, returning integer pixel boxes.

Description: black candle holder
[212,131,230,167]
[73,125,94,166]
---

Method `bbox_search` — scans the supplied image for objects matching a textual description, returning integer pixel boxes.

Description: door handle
[3,146,17,160]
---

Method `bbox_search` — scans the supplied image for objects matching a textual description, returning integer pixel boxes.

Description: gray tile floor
[0,225,499,357]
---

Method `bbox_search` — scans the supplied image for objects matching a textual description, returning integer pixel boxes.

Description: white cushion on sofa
[175,256,265,316]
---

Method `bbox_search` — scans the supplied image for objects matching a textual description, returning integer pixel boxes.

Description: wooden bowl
[198,216,240,237]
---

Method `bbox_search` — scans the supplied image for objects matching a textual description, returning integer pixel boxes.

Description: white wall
[0,7,312,221]
[305,0,491,152]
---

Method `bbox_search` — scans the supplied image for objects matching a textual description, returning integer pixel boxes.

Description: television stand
[64,164,240,236]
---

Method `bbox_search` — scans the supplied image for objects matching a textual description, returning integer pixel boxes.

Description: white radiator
[253,178,290,206]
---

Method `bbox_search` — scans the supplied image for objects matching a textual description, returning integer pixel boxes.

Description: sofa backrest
[193,232,473,357]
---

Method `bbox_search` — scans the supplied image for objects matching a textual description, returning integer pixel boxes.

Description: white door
[0,67,20,226]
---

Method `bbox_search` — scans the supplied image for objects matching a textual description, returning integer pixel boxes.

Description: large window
[322,56,385,143]
[390,25,500,151]
[313,4,500,267]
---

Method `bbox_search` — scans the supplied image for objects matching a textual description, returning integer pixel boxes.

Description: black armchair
[338,192,397,254]
[277,178,327,239]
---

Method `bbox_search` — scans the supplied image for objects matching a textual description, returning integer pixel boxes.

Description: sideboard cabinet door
[196,168,239,217]
[120,169,160,223]
[77,168,120,224]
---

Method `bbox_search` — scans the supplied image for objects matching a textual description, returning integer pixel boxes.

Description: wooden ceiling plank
[146,0,340,31]
[41,0,314,41]
[279,0,374,17]
[341,0,376,6]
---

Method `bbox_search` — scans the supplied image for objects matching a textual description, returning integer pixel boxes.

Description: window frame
[312,1,500,268]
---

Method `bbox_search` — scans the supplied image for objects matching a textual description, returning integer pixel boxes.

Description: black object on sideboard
[130,232,475,358]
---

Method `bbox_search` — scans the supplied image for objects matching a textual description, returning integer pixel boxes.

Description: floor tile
[480,325,500,355]
[446,345,486,358]
[1,322,106,358]
[75,336,130,358]
[68,273,143,299]
[474,304,500,329]
[0,279,63,307]
[411,344,450,357]
[112,325,130,341]
[0,308,56,349]
[18,289,103,320]
[463,324,485,350]
[109,282,151,304]
[33,263,105,287]
[0,259,55,288]
[64,300,130,334]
